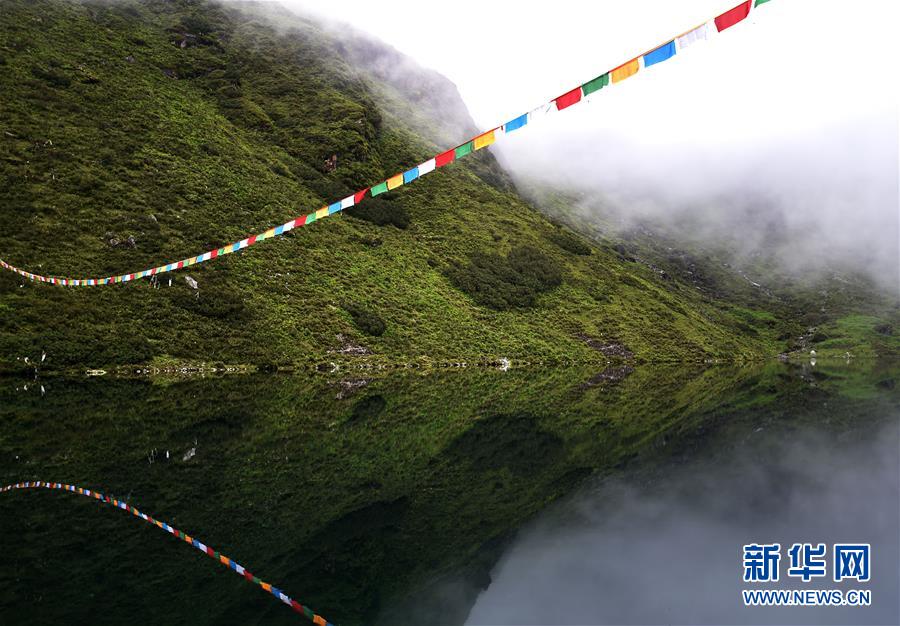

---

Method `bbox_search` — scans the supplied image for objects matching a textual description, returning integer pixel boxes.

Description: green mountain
[522,184,900,361]
[0,0,787,372]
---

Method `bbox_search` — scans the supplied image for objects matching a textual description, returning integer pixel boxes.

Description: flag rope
[0,0,770,287]
[0,481,335,625]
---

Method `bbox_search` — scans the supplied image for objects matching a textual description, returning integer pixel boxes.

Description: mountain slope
[0,0,780,371]
[522,183,900,360]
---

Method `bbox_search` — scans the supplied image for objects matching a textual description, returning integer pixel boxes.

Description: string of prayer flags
[0,1,773,287]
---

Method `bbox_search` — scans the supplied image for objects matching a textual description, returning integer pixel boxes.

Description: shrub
[446,245,562,310]
[548,229,592,256]
[346,196,409,229]
[350,394,386,423]
[344,303,386,336]
[30,65,70,88]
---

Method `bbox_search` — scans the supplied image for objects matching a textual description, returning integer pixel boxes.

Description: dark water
[0,361,897,625]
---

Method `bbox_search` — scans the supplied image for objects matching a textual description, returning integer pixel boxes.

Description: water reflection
[0,361,897,625]
[465,418,899,625]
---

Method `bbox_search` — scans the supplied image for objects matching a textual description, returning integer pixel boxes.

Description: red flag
[715,1,751,32]
[436,149,456,168]
[354,188,369,204]
[555,87,582,111]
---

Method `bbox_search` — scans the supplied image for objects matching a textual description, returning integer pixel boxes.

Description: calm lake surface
[1,361,897,625]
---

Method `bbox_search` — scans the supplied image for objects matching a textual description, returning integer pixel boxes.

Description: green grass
[810,314,900,359]
[0,0,781,371]
[523,185,900,360]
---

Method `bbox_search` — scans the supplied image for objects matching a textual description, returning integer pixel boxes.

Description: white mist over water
[464,419,900,625]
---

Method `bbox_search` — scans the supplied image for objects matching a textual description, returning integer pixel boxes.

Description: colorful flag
[676,23,710,50]
[715,1,752,31]
[529,102,555,123]
[370,181,388,196]
[417,158,436,176]
[473,130,496,150]
[643,41,676,67]
[581,73,609,96]
[403,167,419,184]
[611,58,640,83]
[386,174,404,190]
[554,87,582,111]
[504,113,528,133]
[435,149,455,168]
[454,141,473,158]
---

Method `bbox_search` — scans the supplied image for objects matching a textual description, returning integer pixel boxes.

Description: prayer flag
[455,141,473,158]
[643,41,676,67]
[435,149,455,167]
[581,73,609,96]
[611,58,640,83]
[715,1,751,31]
[555,87,582,111]
[676,23,710,50]
[504,113,528,133]
[473,130,496,150]
[418,158,436,175]
[386,173,404,190]
[403,167,419,183]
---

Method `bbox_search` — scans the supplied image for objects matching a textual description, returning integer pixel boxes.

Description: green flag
[370,181,389,196]
[454,141,473,159]
[582,73,609,96]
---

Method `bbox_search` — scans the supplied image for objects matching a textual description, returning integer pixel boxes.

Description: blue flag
[403,167,419,184]
[643,41,676,67]
[504,113,528,133]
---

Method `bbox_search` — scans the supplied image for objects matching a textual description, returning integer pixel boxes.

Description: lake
[1,360,897,625]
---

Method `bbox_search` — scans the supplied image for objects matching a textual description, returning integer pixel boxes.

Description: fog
[464,418,900,625]
[261,0,899,292]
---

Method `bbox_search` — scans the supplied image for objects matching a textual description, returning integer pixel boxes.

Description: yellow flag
[611,58,640,83]
[387,173,404,190]
[314,207,328,219]
[473,129,496,150]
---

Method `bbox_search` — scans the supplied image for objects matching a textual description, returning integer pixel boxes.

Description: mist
[505,112,899,293]
[463,418,900,625]
[260,0,899,293]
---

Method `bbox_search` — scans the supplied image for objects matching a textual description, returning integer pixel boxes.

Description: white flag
[676,22,710,51]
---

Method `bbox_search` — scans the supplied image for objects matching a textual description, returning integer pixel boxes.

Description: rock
[125,55,135,63]
[328,333,371,356]
[185,276,198,290]
[579,365,635,390]
[333,378,371,400]
[575,333,634,359]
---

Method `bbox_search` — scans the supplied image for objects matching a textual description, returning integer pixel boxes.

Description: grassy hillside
[0,0,781,371]
[523,185,900,361]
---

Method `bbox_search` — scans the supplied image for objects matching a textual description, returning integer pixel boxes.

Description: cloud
[465,418,900,625]
[261,0,900,290]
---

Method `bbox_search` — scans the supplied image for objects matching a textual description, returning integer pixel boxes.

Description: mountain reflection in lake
[1,361,897,626]
[464,407,899,626]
